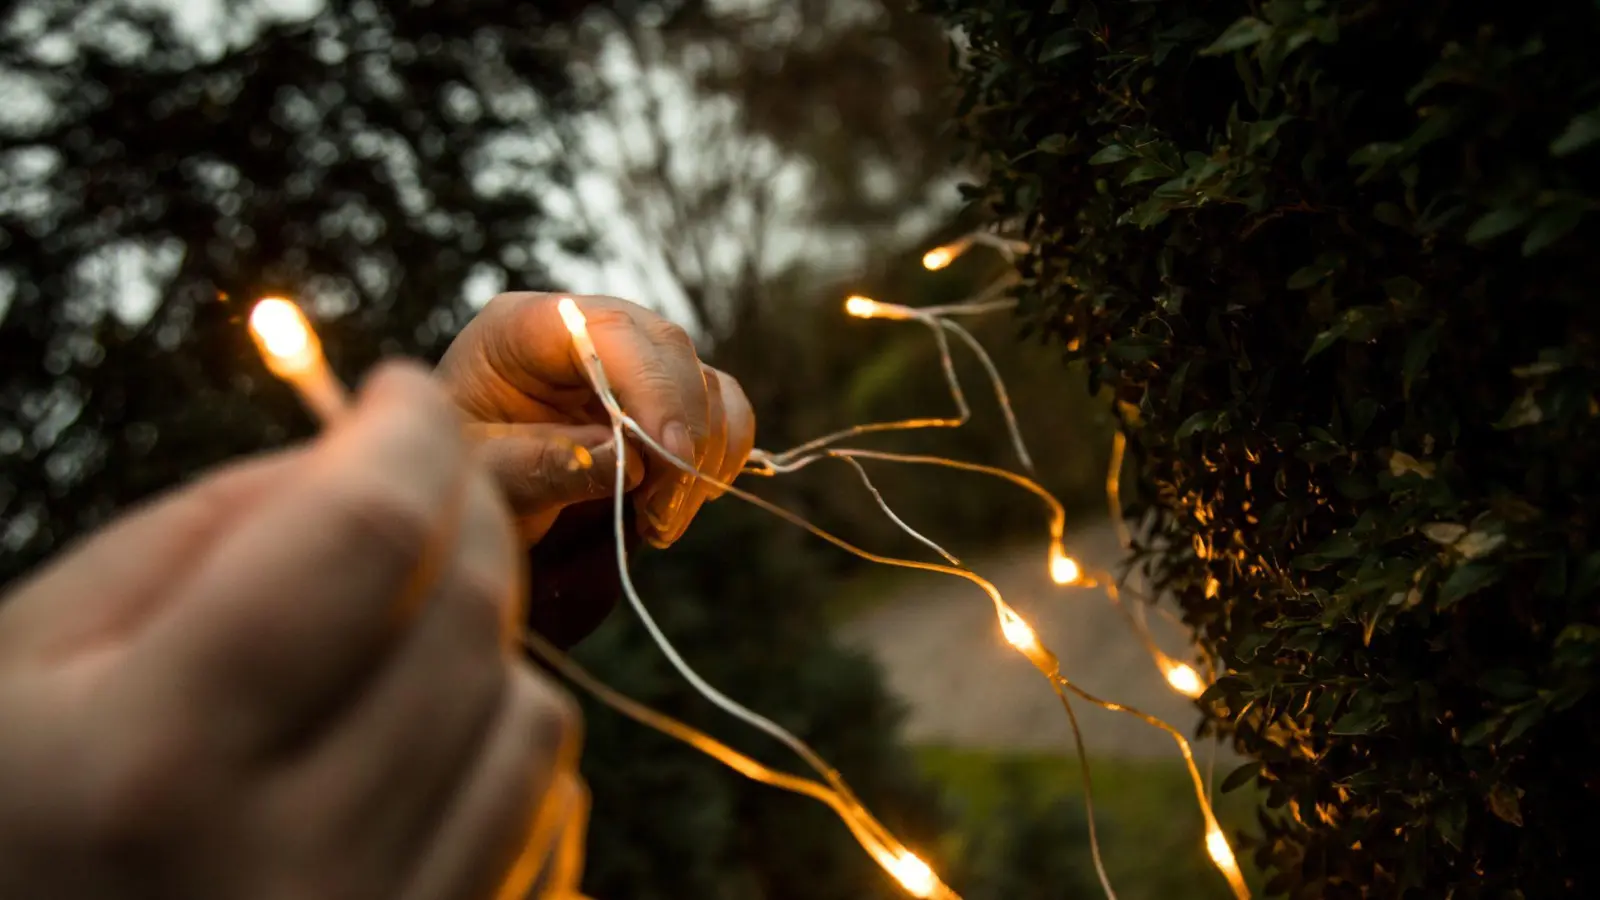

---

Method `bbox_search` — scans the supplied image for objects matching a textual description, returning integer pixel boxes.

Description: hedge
[924,1,1600,896]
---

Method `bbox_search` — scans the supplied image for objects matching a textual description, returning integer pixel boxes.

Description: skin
[437,292,756,548]
[0,295,753,899]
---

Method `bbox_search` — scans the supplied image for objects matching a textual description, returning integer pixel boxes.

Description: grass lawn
[916,746,1265,900]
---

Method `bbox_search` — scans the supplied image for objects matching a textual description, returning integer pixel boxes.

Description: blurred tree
[0,0,617,580]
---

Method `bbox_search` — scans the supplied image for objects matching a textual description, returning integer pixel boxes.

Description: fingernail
[663,421,694,465]
[668,475,693,514]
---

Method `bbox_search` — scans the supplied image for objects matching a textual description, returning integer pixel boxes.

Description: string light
[774,448,1238,900]
[247,263,1249,898]
[247,298,951,900]
[519,627,947,900]
[1207,822,1249,899]
[1161,660,1207,700]
[921,239,970,271]
[746,256,1248,896]
[787,287,1217,709]
[1049,545,1082,586]
[556,300,955,900]
[920,232,1030,269]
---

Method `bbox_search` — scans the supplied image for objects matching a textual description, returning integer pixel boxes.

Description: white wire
[837,455,961,566]
[606,413,840,782]
[939,318,1035,474]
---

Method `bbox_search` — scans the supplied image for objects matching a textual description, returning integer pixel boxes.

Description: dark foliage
[927,0,1600,895]
[956,761,1094,900]
[0,0,609,580]
[573,498,950,900]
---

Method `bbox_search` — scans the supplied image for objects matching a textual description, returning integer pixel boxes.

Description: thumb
[471,423,646,516]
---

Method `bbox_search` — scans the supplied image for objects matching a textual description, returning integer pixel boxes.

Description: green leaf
[1438,562,1501,608]
[1331,706,1385,735]
[1522,205,1585,256]
[1461,716,1501,747]
[1314,532,1361,559]
[1201,16,1272,56]
[1221,761,1264,794]
[1175,410,1221,439]
[1466,207,1534,245]
[1121,161,1169,185]
[1550,106,1600,156]
[1477,668,1533,700]
[1287,264,1329,290]
[1038,29,1083,63]
[1501,703,1545,744]
[1402,324,1440,397]
[1198,675,1247,707]
[1373,201,1408,227]
[1488,784,1524,826]
[1303,324,1346,362]
[1088,144,1133,165]
[1036,133,1069,154]
[1436,798,1467,849]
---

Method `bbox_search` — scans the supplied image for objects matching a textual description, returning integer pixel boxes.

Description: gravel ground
[836,521,1234,761]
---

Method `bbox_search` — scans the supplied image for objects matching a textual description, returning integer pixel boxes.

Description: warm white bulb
[1204,822,1250,898]
[1206,825,1241,874]
[249,297,319,379]
[999,609,1037,651]
[922,247,954,271]
[886,851,936,898]
[250,298,308,358]
[1048,546,1081,585]
[1164,661,1206,699]
[845,295,880,318]
[557,297,589,339]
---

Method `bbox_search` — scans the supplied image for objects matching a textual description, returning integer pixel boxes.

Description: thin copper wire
[828,455,1118,900]
[764,316,967,468]
[621,414,1245,899]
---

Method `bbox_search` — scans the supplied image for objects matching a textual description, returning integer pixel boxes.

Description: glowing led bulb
[922,247,955,271]
[886,851,937,898]
[1048,544,1081,585]
[999,608,1038,651]
[1205,823,1250,899]
[248,296,345,422]
[556,297,611,399]
[557,296,589,340]
[1162,660,1206,699]
[249,297,316,378]
[921,237,972,271]
[845,295,881,318]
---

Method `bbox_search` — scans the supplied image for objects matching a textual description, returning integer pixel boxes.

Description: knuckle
[646,318,696,355]
[574,303,634,335]
[514,670,582,763]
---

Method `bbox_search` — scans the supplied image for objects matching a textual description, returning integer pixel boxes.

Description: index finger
[130,362,477,750]
[473,293,710,482]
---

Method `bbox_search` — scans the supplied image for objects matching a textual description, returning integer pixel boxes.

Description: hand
[437,292,757,547]
[0,363,584,900]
